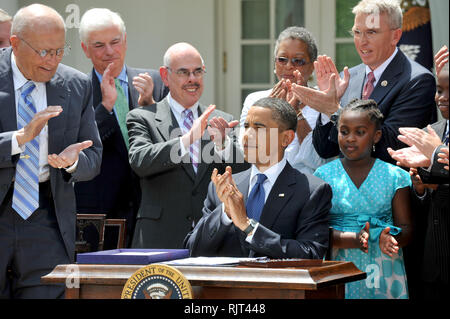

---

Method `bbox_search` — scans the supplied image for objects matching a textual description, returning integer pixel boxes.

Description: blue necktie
[12,81,39,220]
[182,109,199,173]
[246,174,267,221]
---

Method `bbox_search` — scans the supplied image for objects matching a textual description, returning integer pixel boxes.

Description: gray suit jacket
[0,47,102,261]
[127,97,249,248]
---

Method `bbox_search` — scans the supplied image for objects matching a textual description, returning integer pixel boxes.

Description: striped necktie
[362,71,375,100]
[114,78,130,150]
[12,81,39,220]
[246,174,267,221]
[182,109,199,173]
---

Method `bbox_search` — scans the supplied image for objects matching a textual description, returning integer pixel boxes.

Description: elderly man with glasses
[127,42,249,249]
[0,4,102,298]
[74,8,169,249]
[291,0,436,165]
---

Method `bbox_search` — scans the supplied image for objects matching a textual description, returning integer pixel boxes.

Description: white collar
[167,92,199,119]
[365,47,398,85]
[249,158,287,188]
[11,52,45,93]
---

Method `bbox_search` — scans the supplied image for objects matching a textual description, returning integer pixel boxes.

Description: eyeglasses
[349,29,393,39]
[275,57,311,67]
[166,67,206,79]
[19,37,70,58]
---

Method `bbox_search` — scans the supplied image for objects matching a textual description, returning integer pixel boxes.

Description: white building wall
[10,0,217,108]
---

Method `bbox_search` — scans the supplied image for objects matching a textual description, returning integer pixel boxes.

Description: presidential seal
[121,264,193,299]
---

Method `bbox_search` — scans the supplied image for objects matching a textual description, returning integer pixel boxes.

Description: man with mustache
[75,8,169,248]
[127,42,249,248]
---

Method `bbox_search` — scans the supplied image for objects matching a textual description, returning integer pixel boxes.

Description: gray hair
[352,0,403,29]
[11,4,66,36]
[252,97,298,132]
[274,26,318,62]
[79,8,126,44]
[0,8,12,23]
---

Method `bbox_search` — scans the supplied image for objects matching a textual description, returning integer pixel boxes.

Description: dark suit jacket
[184,162,332,259]
[0,47,102,261]
[74,67,168,241]
[313,49,437,164]
[412,120,449,284]
[127,97,250,249]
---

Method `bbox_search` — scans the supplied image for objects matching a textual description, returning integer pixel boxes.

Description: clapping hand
[48,140,93,169]
[133,72,156,106]
[358,222,370,253]
[379,227,399,257]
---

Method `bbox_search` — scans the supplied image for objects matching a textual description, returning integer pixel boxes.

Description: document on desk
[163,257,266,267]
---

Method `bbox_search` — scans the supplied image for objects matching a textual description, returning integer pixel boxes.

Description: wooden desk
[42,260,365,299]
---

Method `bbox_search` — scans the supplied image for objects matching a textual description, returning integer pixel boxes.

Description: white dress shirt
[167,92,232,163]
[10,53,77,182]
[221,158,288,242]
[11,53,50,182]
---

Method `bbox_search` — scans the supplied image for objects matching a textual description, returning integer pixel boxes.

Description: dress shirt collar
[167,92,199,120]
[365,47,398,86]
[11,53,45,94]
[249,158,287,191]
[94,64,128,84]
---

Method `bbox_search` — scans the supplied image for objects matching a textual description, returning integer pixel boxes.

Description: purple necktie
[182,109,199,173]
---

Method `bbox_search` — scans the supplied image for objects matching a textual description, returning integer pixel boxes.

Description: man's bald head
[11,4,65,38]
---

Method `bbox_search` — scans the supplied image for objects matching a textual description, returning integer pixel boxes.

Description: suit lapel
[126,66,140,110]
[343,64,366,104]
[46,70,68,154]
[194,104,215,186]
[259,163,296,229]
[0,48,16,133]
[155,98,196,181]
[370,50,405,111]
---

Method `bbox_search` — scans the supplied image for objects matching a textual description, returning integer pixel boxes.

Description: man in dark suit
[0,4,102,298]
[127,42,249,249]
[74,8,168,248]
[291,0,436,165]
[184,97,331,258]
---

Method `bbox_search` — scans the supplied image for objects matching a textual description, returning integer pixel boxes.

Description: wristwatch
[243,218,258,236]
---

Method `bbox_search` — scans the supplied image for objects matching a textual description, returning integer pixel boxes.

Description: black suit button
[192,190,198,196]
[187,216,193,221]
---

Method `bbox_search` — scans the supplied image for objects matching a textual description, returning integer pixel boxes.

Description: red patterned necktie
[362,71,375,100]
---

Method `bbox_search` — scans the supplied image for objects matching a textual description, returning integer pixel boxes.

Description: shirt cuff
[245,222,260,243]
[12,131,26,155]
[65,159,78,173]
[221,203,233,225]
[320,113,331,125]
[179,137,189,157]
[214,135,232,160]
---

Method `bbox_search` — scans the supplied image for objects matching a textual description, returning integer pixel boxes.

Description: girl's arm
[332,222,369,252]
[390,186,413,248]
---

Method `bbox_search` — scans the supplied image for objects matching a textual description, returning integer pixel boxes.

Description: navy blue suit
[313,49,437,164]
[184,162,331,259]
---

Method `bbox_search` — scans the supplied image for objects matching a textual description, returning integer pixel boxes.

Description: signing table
[42,259,366,299]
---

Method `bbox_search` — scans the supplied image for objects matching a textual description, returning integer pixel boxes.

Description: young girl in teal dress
[314,99,413,299]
